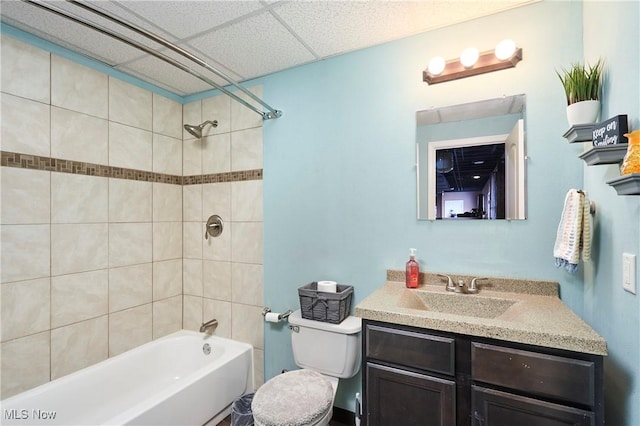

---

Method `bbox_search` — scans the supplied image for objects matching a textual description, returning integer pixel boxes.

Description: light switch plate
[622,253,636,294]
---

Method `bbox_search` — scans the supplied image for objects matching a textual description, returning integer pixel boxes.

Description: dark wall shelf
[579,144,627,165]
[607,174,640,195]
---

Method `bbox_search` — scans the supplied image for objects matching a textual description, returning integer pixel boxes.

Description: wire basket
[298,282,353,324]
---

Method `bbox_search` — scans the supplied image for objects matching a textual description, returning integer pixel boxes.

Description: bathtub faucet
[200,319,219,335]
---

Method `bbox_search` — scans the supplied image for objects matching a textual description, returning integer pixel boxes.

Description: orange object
[621,130,640,175]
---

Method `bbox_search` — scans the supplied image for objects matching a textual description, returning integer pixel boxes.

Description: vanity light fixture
[423,39,522,85]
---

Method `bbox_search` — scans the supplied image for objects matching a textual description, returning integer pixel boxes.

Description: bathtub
[1,330,253,425]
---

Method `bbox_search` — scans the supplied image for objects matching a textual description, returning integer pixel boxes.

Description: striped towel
[554,189,592,273]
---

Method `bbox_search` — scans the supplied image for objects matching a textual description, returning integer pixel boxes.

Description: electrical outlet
[622,253,636,294]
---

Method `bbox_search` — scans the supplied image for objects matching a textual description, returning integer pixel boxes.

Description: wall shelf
[563,124,593,143]
[607,174,640,195]
[579,144,628,165]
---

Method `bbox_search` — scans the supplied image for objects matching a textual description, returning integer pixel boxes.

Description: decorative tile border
[1,151,262,185]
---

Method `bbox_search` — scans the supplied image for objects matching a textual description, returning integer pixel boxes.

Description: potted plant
[557,58,604,126]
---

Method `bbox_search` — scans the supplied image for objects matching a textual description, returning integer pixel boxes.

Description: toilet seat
[252,369,334,426]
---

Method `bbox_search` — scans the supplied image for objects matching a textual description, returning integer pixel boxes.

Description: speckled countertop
[355,271,607,356]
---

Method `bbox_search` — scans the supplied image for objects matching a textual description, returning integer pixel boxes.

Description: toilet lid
[251,369,333,426]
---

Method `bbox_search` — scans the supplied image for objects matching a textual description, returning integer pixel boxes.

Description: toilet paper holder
[262,307,293,321]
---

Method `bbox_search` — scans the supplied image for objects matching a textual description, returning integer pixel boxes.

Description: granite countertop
[355,271,607,356]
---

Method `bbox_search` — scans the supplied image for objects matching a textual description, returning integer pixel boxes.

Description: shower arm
[21,0,282,120]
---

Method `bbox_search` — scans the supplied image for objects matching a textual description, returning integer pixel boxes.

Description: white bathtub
[0,330,253,426]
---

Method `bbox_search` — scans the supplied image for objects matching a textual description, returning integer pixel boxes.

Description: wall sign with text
[592,115,629,146]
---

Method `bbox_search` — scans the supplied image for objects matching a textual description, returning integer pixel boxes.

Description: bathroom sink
[397,290,516,319]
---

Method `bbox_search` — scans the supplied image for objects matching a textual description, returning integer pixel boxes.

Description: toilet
[251,309,362,426]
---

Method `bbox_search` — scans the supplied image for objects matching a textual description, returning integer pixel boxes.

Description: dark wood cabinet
[362,320,603,426]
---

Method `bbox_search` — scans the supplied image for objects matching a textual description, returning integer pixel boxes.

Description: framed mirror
[416,94,526,220]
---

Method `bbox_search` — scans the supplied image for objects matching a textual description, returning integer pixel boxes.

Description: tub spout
[200,319,218,335]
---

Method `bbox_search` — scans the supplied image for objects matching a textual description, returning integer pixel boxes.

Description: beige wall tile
[203,221,231,262]
[231,127,263,172]
[204,260,231,301]
[51,55,108,119]
[109,122,153,171]
[202,133,231,175]
[183,184,202,222]
[153,94,182,139]
[183,222,204,259]
[1,93,50,156]
[153,134,182,176]
[109,77,152,131]
[152,296,182,339]
[1,168,50,225]
[203,182,231,222]
[51,107,108,165]
[231,304,264,349]
[230,86,263,132]
[109,223,152,267]
[1,35,50,103]
[109,304,152,356]
[232,263,263,306]
[182,100,202,140]
[52,224,108,276]
[109,179,152,223]
[51,316,108,380]
[153,259,182,301]
[183,295,203,331]
[1,225,50,283]
[183,258,203,296]
[253,349,264,389]
[1,278,50,342]
[231,222,263,264]
[109,263,153,312]
[203,299,231,338]
[231,180,263,222]
[183,138,203,176]
[153,222,182,261]
[202,93,231,135]
[1,332,50,399]
[51,270,108,328]
[51,173,108,223]
[153,183,182,222]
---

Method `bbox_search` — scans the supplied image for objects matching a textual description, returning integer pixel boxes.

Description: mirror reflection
[416,94,526,220]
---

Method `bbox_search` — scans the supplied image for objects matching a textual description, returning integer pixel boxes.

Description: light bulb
[495,39,516,60]
[460,48,479,68]
[427,56,446,75]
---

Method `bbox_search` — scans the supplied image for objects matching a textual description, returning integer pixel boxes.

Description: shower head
[183,120,218,138]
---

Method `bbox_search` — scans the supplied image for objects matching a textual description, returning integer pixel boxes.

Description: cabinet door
[366,362,455,426]
[472,386,594,426]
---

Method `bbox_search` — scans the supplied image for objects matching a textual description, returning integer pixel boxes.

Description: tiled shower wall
[0,35,264,397]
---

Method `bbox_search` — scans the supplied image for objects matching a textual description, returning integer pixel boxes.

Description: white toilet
[251,309,362,426]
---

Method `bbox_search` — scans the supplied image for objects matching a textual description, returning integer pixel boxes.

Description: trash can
[231,392,254,426]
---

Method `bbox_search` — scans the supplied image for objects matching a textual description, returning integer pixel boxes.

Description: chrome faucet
[200,318,218,335]
[438,274,456,292]
[468,277,488,294]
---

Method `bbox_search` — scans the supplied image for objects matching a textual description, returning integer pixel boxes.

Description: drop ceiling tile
[106,1,266,41]
[274,1,531,58]
[1,1,155,65]
[187,11,315,80]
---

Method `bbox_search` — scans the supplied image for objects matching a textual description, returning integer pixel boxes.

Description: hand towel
[554,189,592,273]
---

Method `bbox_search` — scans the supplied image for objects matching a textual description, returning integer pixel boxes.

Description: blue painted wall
[260,1,640,424]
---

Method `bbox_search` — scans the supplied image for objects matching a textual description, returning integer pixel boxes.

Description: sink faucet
[200,318,218,335]
[468,277,488,294]
[438,274,456,292]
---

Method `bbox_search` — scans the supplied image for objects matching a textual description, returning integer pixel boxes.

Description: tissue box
[298,282,353,324]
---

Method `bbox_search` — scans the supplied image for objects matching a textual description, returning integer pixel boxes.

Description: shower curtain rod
[22,0,282,120]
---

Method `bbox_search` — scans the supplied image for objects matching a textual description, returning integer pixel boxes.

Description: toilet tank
[288,310,362,379]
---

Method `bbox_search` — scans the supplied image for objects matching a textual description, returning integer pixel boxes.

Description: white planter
[566,100,600,126]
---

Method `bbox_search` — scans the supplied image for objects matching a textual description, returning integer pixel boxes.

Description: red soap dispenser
[406,248,419,288]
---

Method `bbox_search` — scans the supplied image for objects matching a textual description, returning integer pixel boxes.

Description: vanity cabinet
[362,320,603,426]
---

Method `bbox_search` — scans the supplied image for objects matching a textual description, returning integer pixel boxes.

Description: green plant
[557,59,604,105]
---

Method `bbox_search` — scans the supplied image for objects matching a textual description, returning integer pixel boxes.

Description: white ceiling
[1,0,534,97]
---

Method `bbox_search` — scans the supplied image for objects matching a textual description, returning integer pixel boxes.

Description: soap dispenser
[406,248,420,288]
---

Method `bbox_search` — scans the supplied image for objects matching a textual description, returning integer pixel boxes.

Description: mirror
[416,94,526,220]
